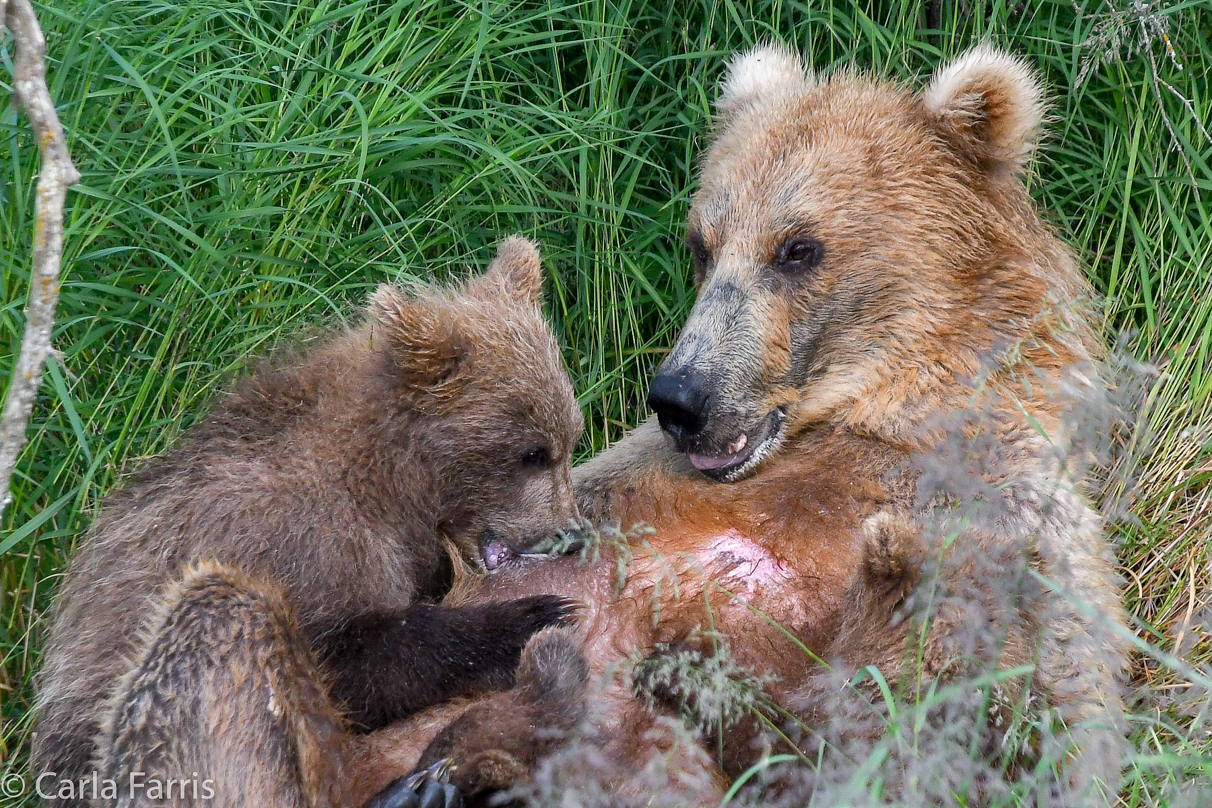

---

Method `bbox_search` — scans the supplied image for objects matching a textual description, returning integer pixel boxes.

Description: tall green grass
[2,0,1209,802]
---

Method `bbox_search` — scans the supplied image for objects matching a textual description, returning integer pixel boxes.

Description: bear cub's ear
[369,284,468,398]
[923,42,1045,170]
[858,511,926,607]
[717,41,811,116]
[480,236,545,306]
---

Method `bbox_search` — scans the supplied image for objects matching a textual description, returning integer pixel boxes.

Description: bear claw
[364,759,462,808]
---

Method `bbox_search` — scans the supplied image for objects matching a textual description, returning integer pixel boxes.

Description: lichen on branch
[0,0,82,516]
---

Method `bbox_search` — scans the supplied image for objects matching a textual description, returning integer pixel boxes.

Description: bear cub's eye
[520,447,551,469]
[776,236,825,274]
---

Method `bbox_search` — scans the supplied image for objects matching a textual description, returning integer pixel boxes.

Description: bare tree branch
[0,0,81,517]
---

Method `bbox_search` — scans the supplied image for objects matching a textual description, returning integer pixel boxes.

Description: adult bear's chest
[608,427,906,656]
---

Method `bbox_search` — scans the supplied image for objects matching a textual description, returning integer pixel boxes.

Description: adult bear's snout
[647,366,711,442]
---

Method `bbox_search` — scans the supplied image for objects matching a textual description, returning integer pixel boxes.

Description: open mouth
[481,538,517,571]
[480,527,588,571]
[687,408,786,482]
[481,540,553,571]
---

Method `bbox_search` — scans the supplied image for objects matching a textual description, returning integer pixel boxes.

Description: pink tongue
[482,541,511,570]
[688,452,740,472]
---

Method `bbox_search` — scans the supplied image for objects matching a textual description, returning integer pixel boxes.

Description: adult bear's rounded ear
[481,236,544,306]
[923,43,1045,171]
[716,42,812,118]
[368,284,468,399]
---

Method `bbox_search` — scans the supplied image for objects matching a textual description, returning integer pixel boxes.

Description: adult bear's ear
[923,43,1045,171]
[716,42,811,117]
[369,284,468,399]
[480,236,544,306]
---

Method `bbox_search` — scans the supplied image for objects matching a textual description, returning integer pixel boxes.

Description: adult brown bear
[353,41,1129,808]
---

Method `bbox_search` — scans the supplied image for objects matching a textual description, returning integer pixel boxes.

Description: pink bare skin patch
[695,529,793,599]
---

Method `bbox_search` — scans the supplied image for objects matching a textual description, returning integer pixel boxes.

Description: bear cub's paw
[414,628,591,800]
[493,595,582,651]
[364,758,462,808]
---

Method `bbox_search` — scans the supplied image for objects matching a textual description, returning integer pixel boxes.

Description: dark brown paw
[364,759,463,808]
[499,594,581,639]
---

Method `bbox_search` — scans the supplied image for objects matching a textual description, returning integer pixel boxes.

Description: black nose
[647,368,710,440]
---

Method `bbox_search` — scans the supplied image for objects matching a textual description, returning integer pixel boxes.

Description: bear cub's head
[369,238,584,570]
[648,43,1090,481]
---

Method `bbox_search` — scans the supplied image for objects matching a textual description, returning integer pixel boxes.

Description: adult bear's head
[648,42,1095,481]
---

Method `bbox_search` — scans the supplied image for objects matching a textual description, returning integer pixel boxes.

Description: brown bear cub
[33,237,584,807]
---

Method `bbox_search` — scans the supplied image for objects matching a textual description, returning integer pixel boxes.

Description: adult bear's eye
[776,236,824,274]
[687,231,713,284]
[521,447,551,469]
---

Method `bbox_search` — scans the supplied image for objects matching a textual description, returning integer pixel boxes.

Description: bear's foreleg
[314,596,578,731]
[95,562,461,808]
[94,561,345,807]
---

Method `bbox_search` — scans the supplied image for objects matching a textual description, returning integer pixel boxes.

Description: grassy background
[2,0,1209,802]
